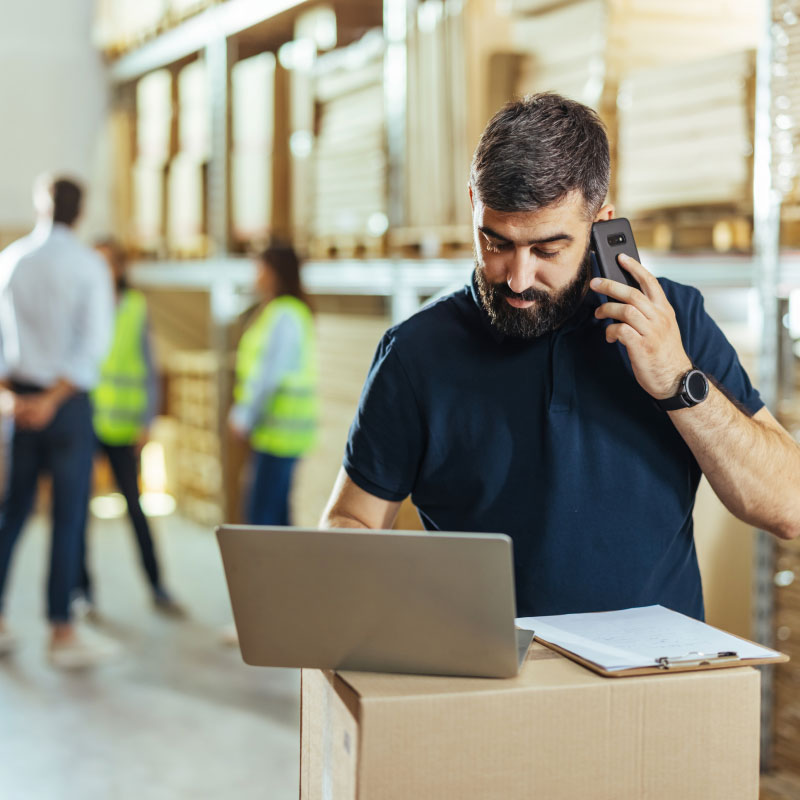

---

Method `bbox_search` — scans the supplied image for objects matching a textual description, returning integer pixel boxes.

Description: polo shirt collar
[468,269,603,343]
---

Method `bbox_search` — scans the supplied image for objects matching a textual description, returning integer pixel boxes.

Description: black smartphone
[590,218,641,293]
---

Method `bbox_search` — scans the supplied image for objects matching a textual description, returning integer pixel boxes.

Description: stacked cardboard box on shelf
[400,0,472,243]
[167,59,209,257]
[512,0,608,112]
[166,350,225,526]
[310,31,388,257]
[616,50,756,251]
[506,0,759,251]
[231,52,276,250]
[93,0,217,56]
[133,69,172,255]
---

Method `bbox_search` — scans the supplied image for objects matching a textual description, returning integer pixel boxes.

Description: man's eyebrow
[479,226,574,245]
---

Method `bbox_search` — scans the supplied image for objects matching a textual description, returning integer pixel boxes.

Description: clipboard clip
[656,651,739,669]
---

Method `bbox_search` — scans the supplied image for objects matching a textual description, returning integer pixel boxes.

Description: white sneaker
[0,629,17,656]
[48,629,121,670]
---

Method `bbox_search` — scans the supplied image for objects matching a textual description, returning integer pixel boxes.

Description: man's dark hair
[470,93,610,217]
[47,178,84,226]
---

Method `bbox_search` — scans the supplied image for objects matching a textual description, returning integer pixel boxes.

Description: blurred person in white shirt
[0,175,117,669]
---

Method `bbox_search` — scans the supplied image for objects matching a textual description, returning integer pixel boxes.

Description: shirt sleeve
[63,254,114,390]
[666,280,764,416]
[343,331,426,502]
[229,310,302,432]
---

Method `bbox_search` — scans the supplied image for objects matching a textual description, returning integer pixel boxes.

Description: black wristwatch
[656,368,709,411]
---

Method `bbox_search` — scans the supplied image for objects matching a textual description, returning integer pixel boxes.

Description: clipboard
[517,605,789,678]
[533,631,789,678]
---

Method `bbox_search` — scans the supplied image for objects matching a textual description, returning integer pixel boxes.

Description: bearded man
[320,93,800,619]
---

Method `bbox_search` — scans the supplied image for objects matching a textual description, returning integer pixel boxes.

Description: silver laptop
[216,526,533,678]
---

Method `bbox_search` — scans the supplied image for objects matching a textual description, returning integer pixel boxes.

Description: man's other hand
[590,254,693,400]
[15,393,59,430]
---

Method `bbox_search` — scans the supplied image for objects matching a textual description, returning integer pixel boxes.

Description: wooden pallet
[307,233,386,260]
[630,207,752,253]
[388,225,473,258]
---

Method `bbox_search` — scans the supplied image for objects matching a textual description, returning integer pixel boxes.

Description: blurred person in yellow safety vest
[228,244,317,525]
[75,238,184,618]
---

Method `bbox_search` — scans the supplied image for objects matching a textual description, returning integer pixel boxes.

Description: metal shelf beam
[109,0,311,83]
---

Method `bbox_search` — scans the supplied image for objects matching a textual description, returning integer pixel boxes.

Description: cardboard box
[300,643,760,800]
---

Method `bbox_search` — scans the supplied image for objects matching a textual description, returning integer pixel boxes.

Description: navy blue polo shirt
[343,274,763,619]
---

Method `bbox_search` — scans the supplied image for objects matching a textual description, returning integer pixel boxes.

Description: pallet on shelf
[307,232,385,260]
[310,31,388,247]
[387,225,473,258]
[617,50,756,224]
[231,52,276,250]
[405,0,472,231]
[630,208,752,254]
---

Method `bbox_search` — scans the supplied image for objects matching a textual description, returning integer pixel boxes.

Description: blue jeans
[0,390,94,623]
[246,451,298,526]
[77,440,163,602]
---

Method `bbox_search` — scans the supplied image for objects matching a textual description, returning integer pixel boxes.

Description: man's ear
[468,183,474,211]
[594,204,614,223]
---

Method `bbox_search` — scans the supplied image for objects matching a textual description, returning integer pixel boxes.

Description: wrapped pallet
[404,0,472,234]
[509,0,759,227]
[166,153,206,256]
[133,69,172,253]
[512,0,607,110]
[311,31,387,255]
[231,52,276,248]
[616,50,755,217]
[167,60,209,256]
[177,59,210,160]
[136,69,173,164]
[132,159,166,255]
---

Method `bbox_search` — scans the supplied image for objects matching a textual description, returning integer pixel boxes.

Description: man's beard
[474,250,591,339]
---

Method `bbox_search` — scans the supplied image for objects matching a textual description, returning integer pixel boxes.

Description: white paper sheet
[515,605,782,672]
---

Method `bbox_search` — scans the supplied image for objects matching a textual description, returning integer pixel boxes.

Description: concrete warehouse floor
[1,505,799,799]
[0,510,299,800]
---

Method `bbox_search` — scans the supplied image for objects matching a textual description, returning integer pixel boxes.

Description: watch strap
[655,368,709,411]
[656,393,693,411]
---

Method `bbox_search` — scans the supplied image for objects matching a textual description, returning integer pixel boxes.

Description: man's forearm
[320,510,371,529]
[669,384,800,539]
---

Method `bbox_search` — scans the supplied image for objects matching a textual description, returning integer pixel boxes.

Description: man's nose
[506,248,537,294]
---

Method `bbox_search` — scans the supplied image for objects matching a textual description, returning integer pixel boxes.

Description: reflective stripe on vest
[234,295,317,457]
[92,289,149,446]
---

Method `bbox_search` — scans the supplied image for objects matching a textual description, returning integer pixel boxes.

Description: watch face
[685,370,709,404]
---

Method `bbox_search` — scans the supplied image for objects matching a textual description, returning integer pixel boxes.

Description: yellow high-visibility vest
[234,295,317,457]
[92,289,149,446]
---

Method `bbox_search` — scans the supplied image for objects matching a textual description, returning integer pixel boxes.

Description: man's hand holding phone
[590,253,693,402]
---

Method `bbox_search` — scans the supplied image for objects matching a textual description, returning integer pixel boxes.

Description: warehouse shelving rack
[109,0,796,774]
